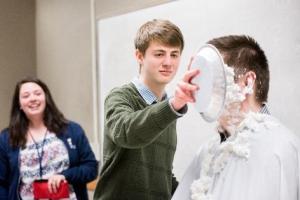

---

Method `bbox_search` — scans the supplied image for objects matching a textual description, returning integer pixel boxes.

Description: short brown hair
[134,19,184,55]
[208,35,269,104]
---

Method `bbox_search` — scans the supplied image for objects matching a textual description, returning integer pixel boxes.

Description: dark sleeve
[105,89,182,149]
[0,132,9,199]
[61,123,98,184]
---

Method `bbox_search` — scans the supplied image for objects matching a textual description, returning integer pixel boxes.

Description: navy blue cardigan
[0,121,98,200]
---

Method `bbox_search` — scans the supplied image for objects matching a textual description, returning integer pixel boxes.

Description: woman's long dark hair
[9,77,68,148]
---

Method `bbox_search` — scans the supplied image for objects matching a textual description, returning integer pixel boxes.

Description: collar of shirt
[259,102,270,114]
[220,102,270,142]
[132,77,167,105]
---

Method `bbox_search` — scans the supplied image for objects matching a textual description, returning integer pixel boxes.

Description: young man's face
[136,41,181,87]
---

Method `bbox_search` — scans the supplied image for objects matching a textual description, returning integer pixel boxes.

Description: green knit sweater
[94,83,184,200]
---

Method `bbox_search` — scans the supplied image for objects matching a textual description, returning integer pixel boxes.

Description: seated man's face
[217,65,253,134]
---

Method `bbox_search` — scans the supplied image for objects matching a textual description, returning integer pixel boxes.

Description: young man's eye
[155,53,163,57]
[171,54,179,58]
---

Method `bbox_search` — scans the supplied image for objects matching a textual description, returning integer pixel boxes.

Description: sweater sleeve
[61,123,98,184]
[105,88,183,149]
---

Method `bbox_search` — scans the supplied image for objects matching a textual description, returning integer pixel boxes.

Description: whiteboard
[97,0,300,179]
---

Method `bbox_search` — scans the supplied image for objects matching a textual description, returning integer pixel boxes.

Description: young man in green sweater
[94,19,199,200]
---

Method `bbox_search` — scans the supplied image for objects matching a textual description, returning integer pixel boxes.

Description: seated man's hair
[208,35,269,104]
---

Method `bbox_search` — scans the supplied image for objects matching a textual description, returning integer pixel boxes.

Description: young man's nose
[162,55,172,66]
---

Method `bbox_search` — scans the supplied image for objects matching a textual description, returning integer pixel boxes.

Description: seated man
[172,35,300,200]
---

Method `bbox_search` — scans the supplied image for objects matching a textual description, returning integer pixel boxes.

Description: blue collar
[132,77,167,105]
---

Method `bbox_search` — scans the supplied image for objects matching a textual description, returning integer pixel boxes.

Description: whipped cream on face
[217,64,254,135]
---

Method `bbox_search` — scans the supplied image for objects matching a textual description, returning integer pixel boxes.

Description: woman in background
[0,77,98,200]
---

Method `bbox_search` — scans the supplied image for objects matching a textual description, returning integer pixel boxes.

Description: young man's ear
[135,49,144,65]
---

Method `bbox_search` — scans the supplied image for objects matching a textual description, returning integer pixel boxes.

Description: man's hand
[170,68,200,111]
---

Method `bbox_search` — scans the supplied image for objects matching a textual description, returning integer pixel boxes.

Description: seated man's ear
[238,71,256,88]
[245,71,256,88]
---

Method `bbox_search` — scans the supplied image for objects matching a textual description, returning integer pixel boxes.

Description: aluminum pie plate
[190,44,227,122]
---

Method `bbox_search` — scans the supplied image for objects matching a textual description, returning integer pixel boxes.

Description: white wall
[97,0,300,179]
[95,0,172,19]
[0,0,36,130]
[36,0,100,158]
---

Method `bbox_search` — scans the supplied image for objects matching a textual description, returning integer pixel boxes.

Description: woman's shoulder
[63,121,85,136]
[66,120,82,129]
[0,128,10,150]
[0,128,9,140]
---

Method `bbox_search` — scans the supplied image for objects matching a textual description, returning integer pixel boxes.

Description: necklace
[28,128,48,179]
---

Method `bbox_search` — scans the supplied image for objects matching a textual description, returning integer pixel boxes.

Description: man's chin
[217,116,245,135]
[158,79,172,85]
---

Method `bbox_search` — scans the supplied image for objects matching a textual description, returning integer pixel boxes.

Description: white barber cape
[172,113,300,200]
